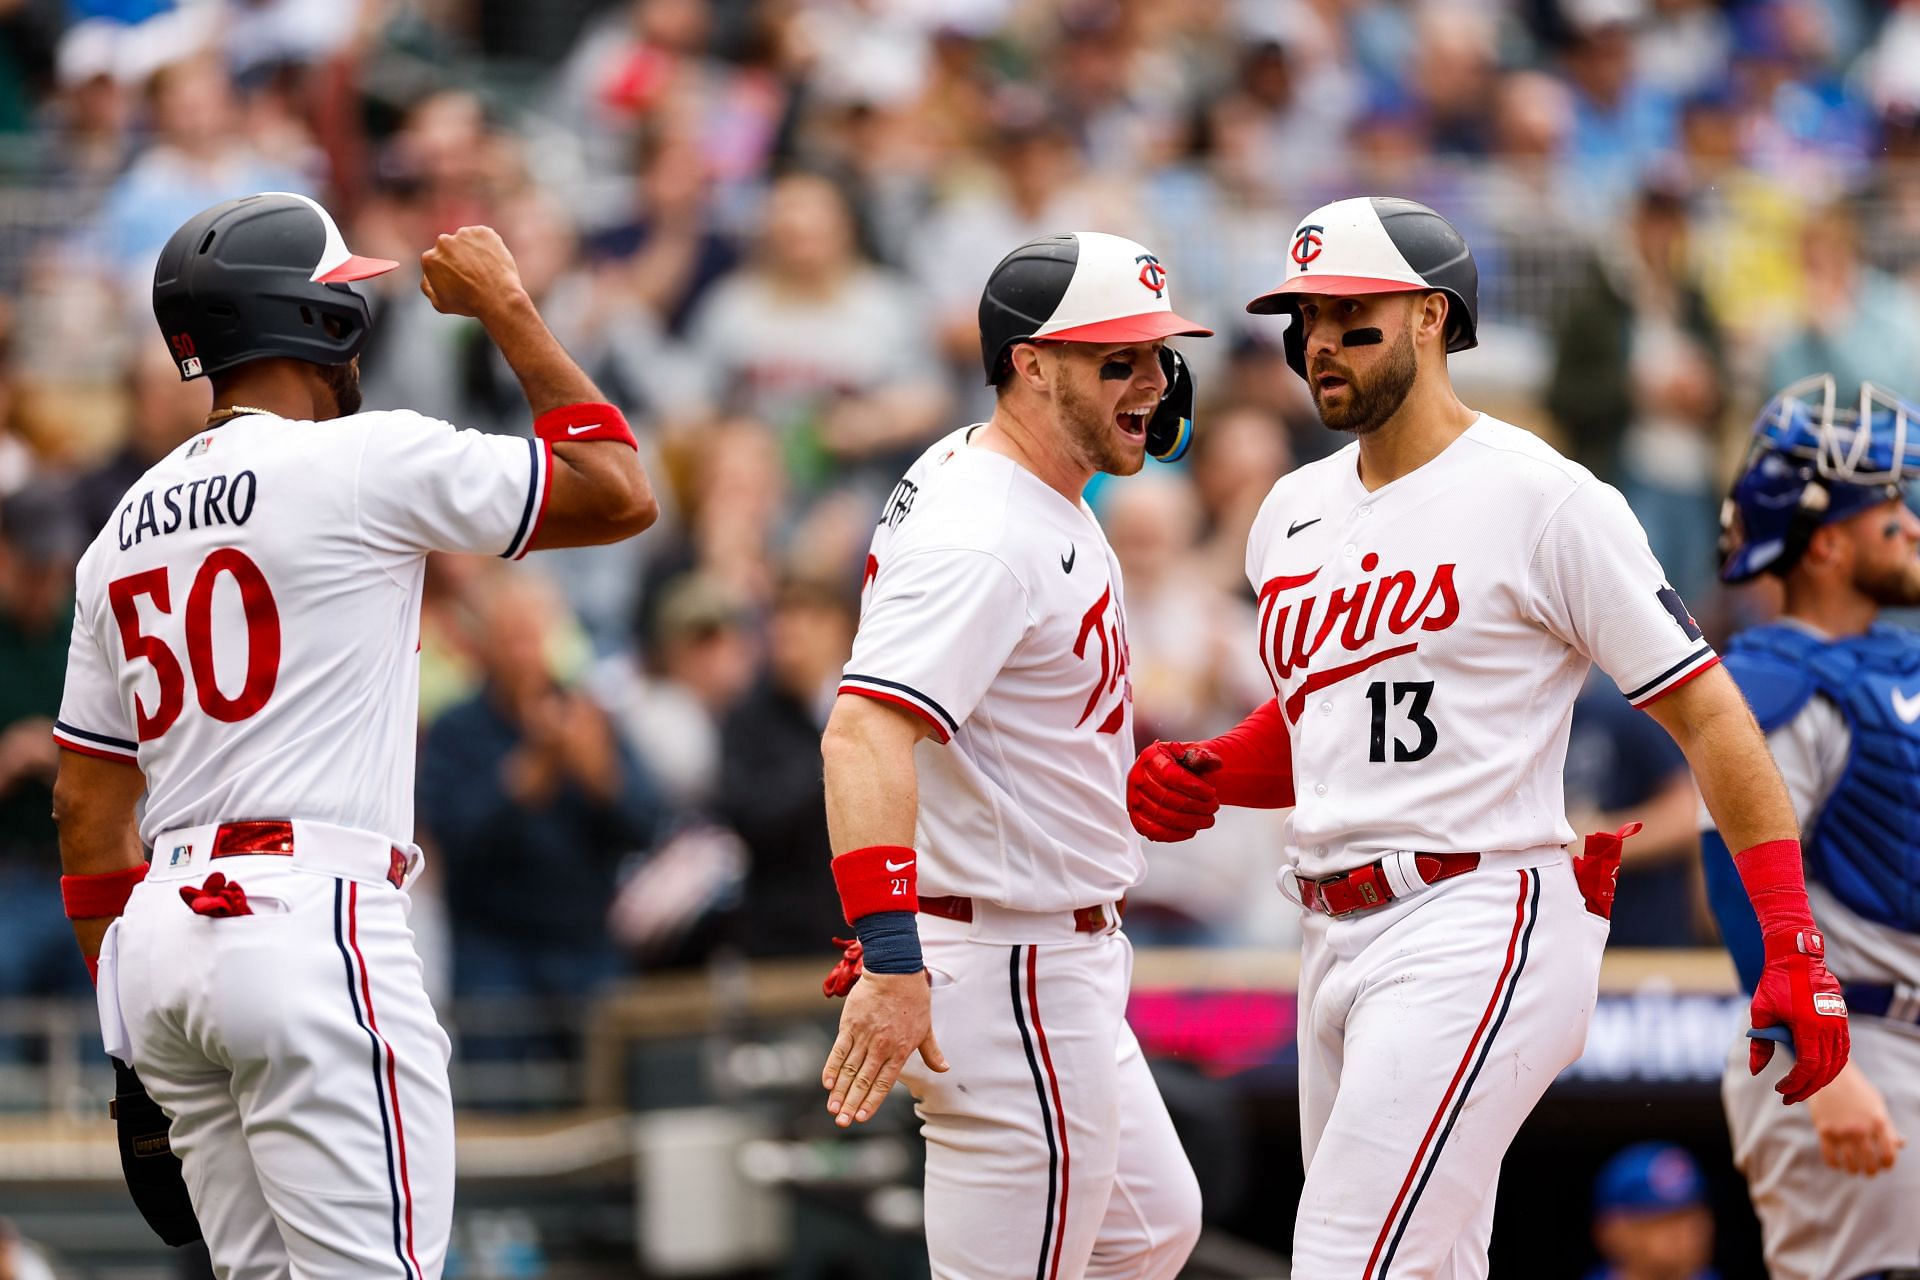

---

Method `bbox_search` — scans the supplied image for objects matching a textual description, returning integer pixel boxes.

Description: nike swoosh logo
[567,423,601,435]
[885,858,914,872]
[1062,546,1076,573]
[1894,688,1920,724]
[1287,518,1321,538]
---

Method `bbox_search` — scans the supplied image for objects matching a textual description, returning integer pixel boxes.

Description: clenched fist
[419,226,529,320]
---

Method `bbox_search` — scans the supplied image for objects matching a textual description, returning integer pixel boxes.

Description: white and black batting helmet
[979,231,1212,383]
[153,192,399,382]
[1246,196,1478,378]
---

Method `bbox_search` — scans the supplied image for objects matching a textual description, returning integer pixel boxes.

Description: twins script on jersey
[56,410,550,847]
[839,427,1142,913]
[1246,416,1716,879]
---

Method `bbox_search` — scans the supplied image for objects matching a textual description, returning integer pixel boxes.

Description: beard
[319,357,363,418]
[1857,552,1920,607]
[1311,324,1418,436]
[1056,370,1145,477]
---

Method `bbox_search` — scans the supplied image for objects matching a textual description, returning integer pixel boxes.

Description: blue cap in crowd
[1593,1143,1707,1217]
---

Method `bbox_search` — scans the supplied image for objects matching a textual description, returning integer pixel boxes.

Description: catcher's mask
[1720,373,1920,583]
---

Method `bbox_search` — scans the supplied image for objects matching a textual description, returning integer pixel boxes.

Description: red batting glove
[822,937,864,999]
[1127,742,1222,843]
[1751,927,1850,1104]
[1571,822,1640,921]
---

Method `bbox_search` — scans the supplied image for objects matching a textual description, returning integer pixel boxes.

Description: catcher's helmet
[1720,374,1920,583]
[978,231,1212,461]
[152,192,398,382]
[1245,196,1478,378]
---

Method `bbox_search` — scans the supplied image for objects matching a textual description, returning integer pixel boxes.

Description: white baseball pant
[899,907,1202,1280]
[1724,1014,1920,1280]
[1292,852,1608,1279]
[98,821,453,1279]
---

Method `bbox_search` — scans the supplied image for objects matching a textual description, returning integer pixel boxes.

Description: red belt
[211,820,409,889]
[918,895,1125,933]
[1298,852,1481,918]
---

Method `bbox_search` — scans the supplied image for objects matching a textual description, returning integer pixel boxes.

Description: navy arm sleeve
[1700,827,1764,994]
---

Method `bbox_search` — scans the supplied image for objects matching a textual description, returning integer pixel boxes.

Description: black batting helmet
[152,192,399,382]
[1245,196,1478,378]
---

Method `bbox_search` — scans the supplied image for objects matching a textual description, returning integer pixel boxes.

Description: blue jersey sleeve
[1700,828,1764,994]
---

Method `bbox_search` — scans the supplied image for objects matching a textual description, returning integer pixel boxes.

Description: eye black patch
[1341,327,1384,348]
[1100,361,1133,380]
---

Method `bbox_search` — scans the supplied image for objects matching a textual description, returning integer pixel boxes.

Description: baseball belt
[917,895,1124,934]
[1297,851,1482,919]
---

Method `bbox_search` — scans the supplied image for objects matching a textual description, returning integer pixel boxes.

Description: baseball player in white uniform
[817,232,1208,1279]
[1125,197,1851,1278]
[51,192,657,1278]
[1706,374,1920,1280]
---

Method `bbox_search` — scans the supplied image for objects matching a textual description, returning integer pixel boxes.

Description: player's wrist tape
[1733,838,1816,935]
[852,911,921,975]
[533,402,637,450]
[62,864,148,920]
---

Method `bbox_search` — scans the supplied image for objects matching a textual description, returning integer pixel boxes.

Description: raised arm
[1643,665,1850,1103]
[419,227,657,549]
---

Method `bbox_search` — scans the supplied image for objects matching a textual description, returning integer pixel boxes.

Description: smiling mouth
[1115,407,1151,439]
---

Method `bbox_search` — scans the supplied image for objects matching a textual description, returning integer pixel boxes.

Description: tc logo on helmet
[1291,224,1325,267]
[1135,253,1167,298]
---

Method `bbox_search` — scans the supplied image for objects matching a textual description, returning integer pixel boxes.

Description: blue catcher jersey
[1718,623,1920,933]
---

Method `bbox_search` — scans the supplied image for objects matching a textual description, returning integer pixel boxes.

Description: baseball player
[51,192,657,1277]
[1125,196,1851,1277]
[818,231,1208,1279]
[1706,374,1920,1280]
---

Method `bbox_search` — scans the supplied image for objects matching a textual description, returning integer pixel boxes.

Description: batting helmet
[152,192,399,382]
[1245,196,1478,378]
[1720,374,1920,583]
[979,231,1212,461]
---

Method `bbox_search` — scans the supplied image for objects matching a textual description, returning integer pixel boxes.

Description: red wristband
[832,844,918,925]
[533,402,637,450]
[1733,838,1815,936]
[61,863,148,919]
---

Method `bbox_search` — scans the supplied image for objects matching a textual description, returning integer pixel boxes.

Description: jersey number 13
[107,549,282,740]
[1366,679,1436,763]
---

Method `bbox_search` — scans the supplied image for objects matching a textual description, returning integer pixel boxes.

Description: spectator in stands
[71,339,208,537]
[1548,177,1724,481]
[1560,3,1679,218]
[594,570,757,815]
[1618,334,1724,609]
[91,50,312,281]
[1586,1142,1720,1280]
[1187,402,1293,595]
[1564,675,1704,948]
[0,487,89,1030]
[0,1217,57,1280]
[1766,200,1920,401]
[715,574,857,958]
[685,171,947,494]
[419,570,664,1026]
[588,124,737,338]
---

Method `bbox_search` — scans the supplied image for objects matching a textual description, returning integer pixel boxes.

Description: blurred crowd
[4,0,1920,1032]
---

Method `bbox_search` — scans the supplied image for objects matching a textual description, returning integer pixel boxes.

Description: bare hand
[821,969,947,1127]
[420,226,530,320]
[1808,1061,1904,1176]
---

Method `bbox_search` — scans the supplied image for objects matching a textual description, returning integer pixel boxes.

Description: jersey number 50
[107,549,282,741]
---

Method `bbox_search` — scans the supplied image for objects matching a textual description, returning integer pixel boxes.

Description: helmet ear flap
[1146,347,1195,463]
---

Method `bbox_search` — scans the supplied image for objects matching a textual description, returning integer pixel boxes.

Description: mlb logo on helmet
[181,357,202,377]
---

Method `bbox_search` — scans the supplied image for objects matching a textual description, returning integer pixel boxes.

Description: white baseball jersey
[1247,415,1716,879]
[56,409,550,846]
[839,427,1141,912]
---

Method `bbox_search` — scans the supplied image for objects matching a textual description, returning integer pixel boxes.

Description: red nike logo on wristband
[885,858,914,872]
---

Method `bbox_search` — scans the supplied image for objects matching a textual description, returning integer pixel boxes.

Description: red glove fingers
[1127,742,1221,842]
[1752,928,1850,1104]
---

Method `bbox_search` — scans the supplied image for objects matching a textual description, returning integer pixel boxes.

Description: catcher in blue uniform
[1705,374,1920,1280]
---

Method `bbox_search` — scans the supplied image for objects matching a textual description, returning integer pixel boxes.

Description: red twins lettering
[1073,585,1132,735]
[1257,554,1460,685]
